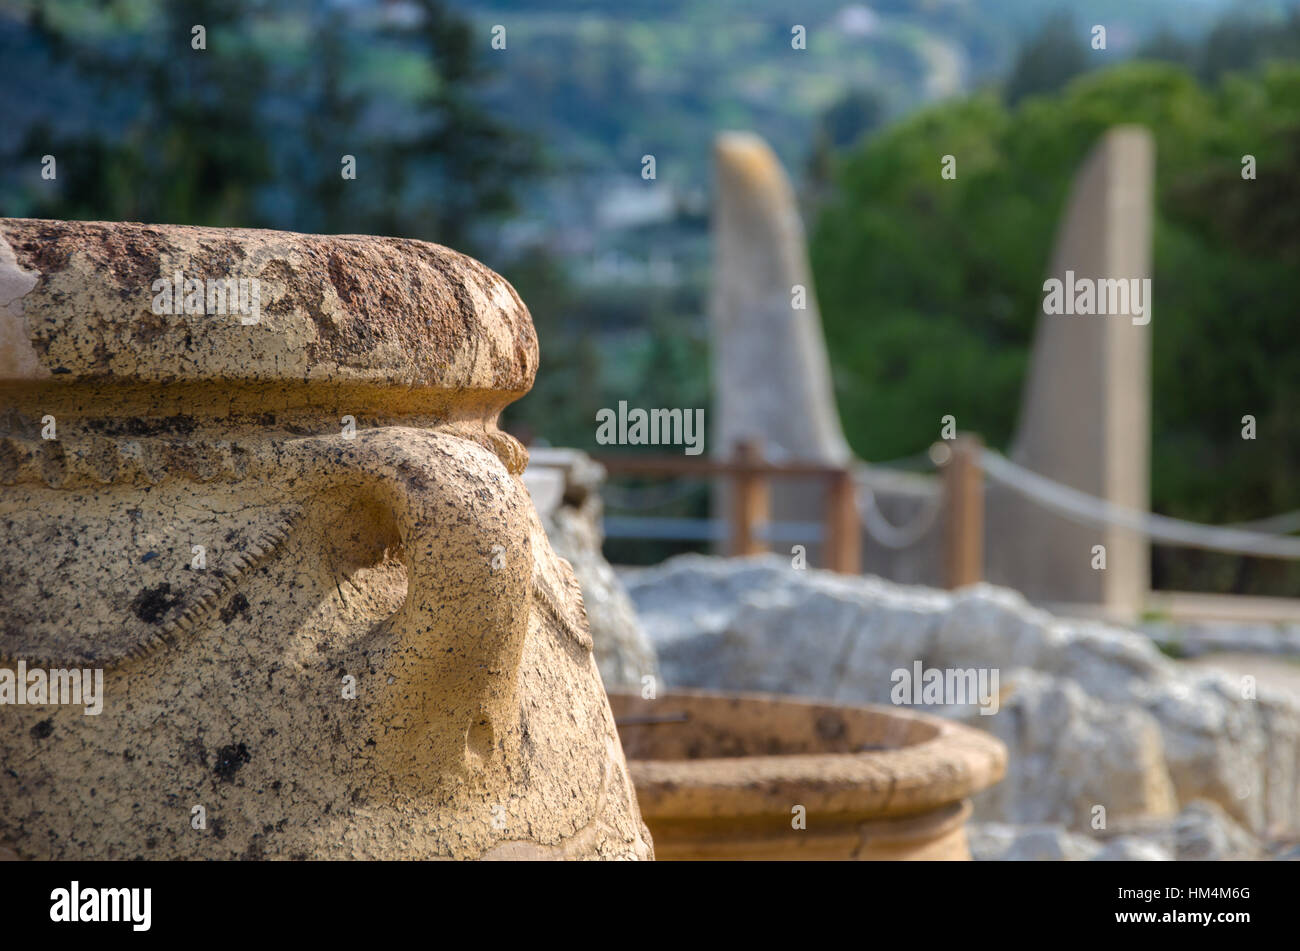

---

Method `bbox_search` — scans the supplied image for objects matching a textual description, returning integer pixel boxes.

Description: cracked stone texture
[0,218,652,860]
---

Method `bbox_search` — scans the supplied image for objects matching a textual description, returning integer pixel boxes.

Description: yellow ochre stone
[0,218,652,860]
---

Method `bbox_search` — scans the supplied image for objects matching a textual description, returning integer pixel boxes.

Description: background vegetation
[3,0,1299,588]
[812,12,1300,592]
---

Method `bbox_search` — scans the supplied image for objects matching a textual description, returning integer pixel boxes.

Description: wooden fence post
[825,468,861,574]
[729,440,769,556]
[943,434,984,589]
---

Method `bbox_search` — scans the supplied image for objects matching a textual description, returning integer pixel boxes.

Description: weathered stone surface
[965,671,1177,828]
[984,126,1155,618]
[624,554,1300,838]
[523,448,660,689]
[0,218,651,860]
[0,219,537,391]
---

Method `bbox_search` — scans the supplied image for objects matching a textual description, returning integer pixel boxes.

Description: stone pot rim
[0,218,537,395]
[611,687,1007,821]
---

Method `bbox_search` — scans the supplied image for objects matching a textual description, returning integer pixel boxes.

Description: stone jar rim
[0,219,538,399]
[610,688,1008,820]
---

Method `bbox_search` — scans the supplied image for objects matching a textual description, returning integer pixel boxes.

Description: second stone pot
[610,688,1006,860]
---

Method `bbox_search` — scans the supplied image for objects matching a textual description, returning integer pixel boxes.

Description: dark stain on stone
[0,441,21,482]
[184,738,208,769]
[327,251,359,306]
[815,712,847,743]
[86,416,197,438]
[30,719,53,740]
[214,742,251,782]
[219,592,250,625]
[130,309,171,347]
[131,583,181,624]
[3,219,169,294]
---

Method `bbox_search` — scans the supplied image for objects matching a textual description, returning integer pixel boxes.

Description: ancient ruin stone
[0,218,652,859]
[985,126,1155,618]
[711,132,849,466]
[710,132,851,559]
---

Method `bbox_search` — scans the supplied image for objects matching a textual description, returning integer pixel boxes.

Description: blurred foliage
[463,0,1250,192]
[2,0,536,255]
[1003,10,1090,105]
[500,244,710,453]
[815,87,890,150]
[812,56,1300,594]
[5,0,1299,583]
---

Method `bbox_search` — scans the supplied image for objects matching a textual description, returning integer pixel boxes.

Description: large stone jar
[610,689,1005,860]
[0,219,652,860]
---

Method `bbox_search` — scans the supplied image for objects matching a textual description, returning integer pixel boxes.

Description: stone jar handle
[273,426,536,783]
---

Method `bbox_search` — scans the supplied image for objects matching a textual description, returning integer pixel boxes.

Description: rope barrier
[980,448,1300,559]
[1225,509,1300,535]
[854,481,944,549]
[589,441,1300,560]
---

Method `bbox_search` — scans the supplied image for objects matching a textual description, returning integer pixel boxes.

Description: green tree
[18,0,273,225]
[1003,11,1091,105]
[812,61,1300,595]
[8,0,536,253]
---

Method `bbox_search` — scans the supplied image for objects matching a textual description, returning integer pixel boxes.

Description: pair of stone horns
[0,219,538,395]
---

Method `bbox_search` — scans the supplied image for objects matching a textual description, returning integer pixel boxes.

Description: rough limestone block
[0,218,652,860]
[985,126,1155,619]
[710,132,851,556]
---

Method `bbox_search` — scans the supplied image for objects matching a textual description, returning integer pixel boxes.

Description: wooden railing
[594,434,987,588]
[594,439,862,574]
[942,434,983,589]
